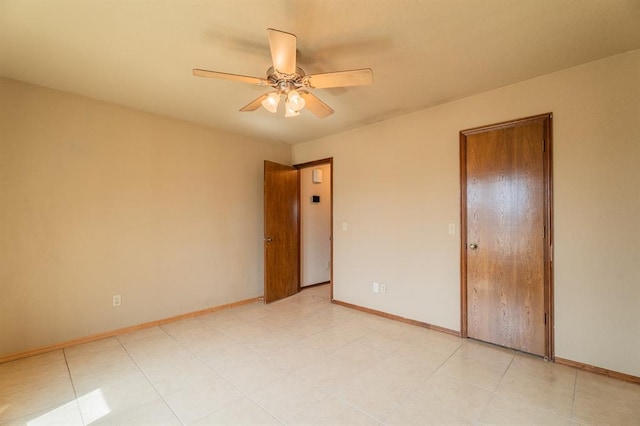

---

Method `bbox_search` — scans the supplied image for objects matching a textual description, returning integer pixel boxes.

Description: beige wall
[293,50,640,377]
[2,49,639,377]
[0,78,291,358]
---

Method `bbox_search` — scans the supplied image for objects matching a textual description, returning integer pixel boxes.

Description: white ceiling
[2,0,640,145]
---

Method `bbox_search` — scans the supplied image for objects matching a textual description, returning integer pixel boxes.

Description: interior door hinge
[544,313,548,325]
[542,139,545,152]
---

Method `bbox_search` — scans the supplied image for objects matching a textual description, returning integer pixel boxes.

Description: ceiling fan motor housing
[267,66,308,92]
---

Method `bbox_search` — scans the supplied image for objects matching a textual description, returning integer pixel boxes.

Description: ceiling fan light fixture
[261,92,280,113]
[193,28,373,119]
[284,100,301,117]
[287,89,306,112]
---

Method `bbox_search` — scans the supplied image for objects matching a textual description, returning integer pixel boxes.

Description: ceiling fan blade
[239,94,269,112]
[267,28,297,75]
[193,69,269,86]
[306,68,373,89]
[300,92,334,118]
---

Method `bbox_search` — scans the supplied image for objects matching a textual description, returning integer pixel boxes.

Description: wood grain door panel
[461,114,552,358]
[264,161,300,303]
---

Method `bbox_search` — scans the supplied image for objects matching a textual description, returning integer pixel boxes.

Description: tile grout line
[115,330,186,425]
[378,338,465,424]
[190,292,437,424]
[221,292,384,424]
[569,366,578,423]
[184,349,284,424]
[484,353,579,422]
[478,351,516,423]
[431,341,493,423]
[165,307,288,425]
[299,369,388,425]
[223,301,352,425]
[62,348,87,426]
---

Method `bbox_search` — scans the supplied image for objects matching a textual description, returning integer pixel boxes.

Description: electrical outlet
[113,295,121,307]
[380,284,387,294]
[372,282,379,293]
[448,223,456,234]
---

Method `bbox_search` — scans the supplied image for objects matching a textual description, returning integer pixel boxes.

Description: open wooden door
[264,161,300,303]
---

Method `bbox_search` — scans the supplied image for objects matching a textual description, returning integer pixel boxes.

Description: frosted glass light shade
[261,92,280,113]
[285,100,301,117]
[287,90,306,112]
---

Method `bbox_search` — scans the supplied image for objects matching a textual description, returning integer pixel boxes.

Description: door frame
[459,113,554,360]
[294,158,334,301]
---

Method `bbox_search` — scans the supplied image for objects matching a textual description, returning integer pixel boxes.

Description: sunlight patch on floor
[27,389,110,425]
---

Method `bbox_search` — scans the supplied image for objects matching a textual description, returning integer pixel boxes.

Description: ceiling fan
[193,28,373,118]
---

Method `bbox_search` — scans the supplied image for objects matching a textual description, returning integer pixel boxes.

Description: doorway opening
[263,158,333,303]
[298,161,332,290]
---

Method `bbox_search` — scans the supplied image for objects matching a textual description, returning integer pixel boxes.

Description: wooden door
[461,114,553,358]
[264,160,300,303]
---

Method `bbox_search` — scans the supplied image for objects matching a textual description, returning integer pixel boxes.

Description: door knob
[264,237,273,242]
[469,243,478,250]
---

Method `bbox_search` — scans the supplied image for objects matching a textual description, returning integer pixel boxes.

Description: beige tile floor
[1,284,639,425]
